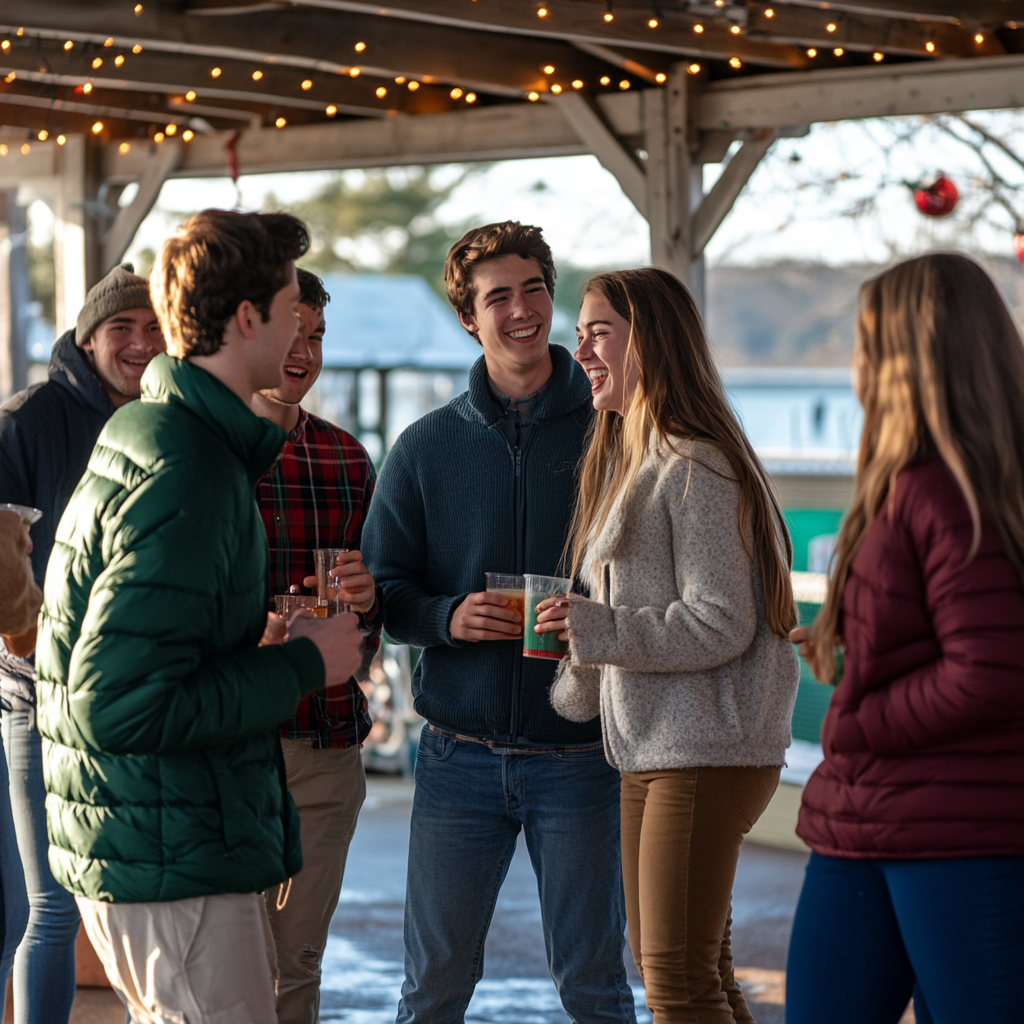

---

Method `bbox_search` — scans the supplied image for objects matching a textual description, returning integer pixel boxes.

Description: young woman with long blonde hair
[540,267,800,1023]
[786,253,1024,1024]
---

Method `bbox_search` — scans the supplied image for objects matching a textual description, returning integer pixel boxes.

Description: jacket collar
[47,330,116,418]
[141,354,286,481]
[464,343,592,427]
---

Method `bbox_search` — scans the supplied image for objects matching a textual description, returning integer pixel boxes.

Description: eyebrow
[482,276,546,301]
[577,319,615,330]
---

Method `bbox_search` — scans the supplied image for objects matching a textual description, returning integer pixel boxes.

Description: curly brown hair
[443,221,555,338]
[151,209,309,358]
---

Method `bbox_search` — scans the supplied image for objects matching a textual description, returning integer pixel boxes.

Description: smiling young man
[251,268,381,1024]
[35,211,363,1024]
[363,221,636,1024]
[0,262,164,1024]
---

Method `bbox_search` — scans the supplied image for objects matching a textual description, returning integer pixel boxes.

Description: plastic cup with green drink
[523,574,571,660]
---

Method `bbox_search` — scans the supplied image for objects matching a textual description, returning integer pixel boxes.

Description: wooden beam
[691,130,777,256]
[695,51,1024,129]
[102,137,181,273]
[779,1,1024,23]
[551,91,646,215]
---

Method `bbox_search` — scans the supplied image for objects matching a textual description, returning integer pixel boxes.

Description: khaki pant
[267,739,366,1024]
[76,891,278,1024]
[620,765,781,1024]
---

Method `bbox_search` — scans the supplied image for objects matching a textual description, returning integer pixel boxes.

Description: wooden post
[0,189,30,402]
[52,136,88,336]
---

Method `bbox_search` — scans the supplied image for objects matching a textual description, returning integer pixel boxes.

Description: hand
[259,612,287,647]
[1,623,37,658]
[534,596,570,643]
[789,625,814,662]
[450,592,523,642]
[302,550,376,614]
[287,609,363,688]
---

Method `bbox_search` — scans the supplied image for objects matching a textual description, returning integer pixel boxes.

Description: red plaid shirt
[256,408,379,749]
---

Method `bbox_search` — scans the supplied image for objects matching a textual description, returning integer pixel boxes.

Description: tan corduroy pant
[77,891,278,1024]
[267,738,366,1024]
[620,765,781,1024]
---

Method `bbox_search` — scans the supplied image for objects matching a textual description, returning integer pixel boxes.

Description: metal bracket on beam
[550,91,647,217]
[102,139,182,274]
[691,128,777,257]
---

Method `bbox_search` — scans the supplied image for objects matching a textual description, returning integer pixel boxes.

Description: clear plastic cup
[523,574,571,660]
[273,594,321,618]
[314,548,349,616]
[0,504,42,527]
[485,573,525,637]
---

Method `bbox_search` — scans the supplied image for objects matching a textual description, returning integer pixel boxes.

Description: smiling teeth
[509,327,537,338]
[588,369,608,381]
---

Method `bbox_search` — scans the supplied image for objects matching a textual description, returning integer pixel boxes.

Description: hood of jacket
[462,342,593,428]
[47,329,116,420]
[141,353,286,483]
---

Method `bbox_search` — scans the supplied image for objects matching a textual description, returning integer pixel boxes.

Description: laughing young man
[252,268,381,1024]
[363,221,636,1024]
[35,211,363,1024]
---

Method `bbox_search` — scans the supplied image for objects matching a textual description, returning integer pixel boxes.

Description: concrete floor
[71,776,912,1024]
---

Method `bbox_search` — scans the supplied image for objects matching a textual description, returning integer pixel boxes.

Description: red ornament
[1015,233,1024,266]
[912,173,959,217]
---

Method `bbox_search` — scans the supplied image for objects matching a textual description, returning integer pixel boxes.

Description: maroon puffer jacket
[798,452,1024,859]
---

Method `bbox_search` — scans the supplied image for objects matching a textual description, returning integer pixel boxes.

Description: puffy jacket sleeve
[844,482,1024,757]
[566,458,758,673]
[40,464,323,756]
[362,439,465,649]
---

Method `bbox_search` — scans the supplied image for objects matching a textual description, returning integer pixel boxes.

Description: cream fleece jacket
[550,438,800,773]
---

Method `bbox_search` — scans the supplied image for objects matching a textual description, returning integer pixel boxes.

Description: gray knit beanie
[75,263,153,346]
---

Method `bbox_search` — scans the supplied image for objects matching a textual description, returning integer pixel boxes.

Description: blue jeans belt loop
[428,724,603,754]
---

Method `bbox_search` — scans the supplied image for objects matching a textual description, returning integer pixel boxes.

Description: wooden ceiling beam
[773,1,1024,25]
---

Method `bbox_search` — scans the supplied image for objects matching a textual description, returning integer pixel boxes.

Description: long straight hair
[568,267,797,639]
[808,252,1024,681]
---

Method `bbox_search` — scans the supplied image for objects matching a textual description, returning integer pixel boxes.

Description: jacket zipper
[509,407,524,743]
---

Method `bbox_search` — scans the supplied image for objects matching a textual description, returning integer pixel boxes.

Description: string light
[975,33,984,44]
[211,67,222,78]
[355,41,366,51]
[114,55,125,66]
[118,141,130,153]
[450,87,463,98]
[92,57,103,68]
[63,40,74,50]
[376,86,387,97]
[655,72,666,83]
[134,4,143,14]
[3,72,14,83]
[349,67,360,77]
[82,81,93,92]
[252,69,263,80]
[729,57,742,68]
[527,90,540,101]
[833,47,844,55]
[182,129,194,141]
[873,51,884,61]
[185,90,196,101]
[764,7,774,16]
[395,76,406,84]
[730,25,741,35]
[37,130,48,141]
[91,121,104,134]
[537,7,548,17]
[648,18,658,29]
[153,131,164,143]
[693,24,704,34]
[714,0,724,6]
[104,37,113,47]
[407,80,419,90]
[132,44,142,53]
[56,134,66,145]
[465,92,477,103]
[275,117,286,128]
[543,65,555,74]
[619,79,630,89]
[572,79,584,89]
[925,40,935,52]
[826,22,836,32]
[165,123,177,135]
[301,79,313,90]
[806,48,817,57]
[604,12,614,22]
[599,75,611,85]
[15,29,23,37]
[325,104,337,116]
[687,63,701,74]
[21,143,30,155]
[1,40,9,52]
[550,83,562,93]
[0,145,7,156]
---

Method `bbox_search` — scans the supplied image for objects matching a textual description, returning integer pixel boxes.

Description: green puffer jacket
[36,354,324,903]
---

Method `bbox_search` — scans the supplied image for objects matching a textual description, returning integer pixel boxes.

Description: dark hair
[151,209,309,358]
[444,221,555,338]
[297,267,331,311]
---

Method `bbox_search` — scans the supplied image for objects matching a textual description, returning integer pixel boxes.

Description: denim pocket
[416,728,457,762]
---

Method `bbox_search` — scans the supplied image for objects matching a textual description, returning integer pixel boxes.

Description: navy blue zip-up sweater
[363,344,601,745]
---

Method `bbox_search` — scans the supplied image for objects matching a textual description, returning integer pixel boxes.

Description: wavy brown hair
[807,252,1024,682]
[568,267,796,639]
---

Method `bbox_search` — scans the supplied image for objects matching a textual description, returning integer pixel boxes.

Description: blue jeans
[0,723,29,992]
[786,851,1024,1024]
[398,726,636,1024]
[2,711,79,1024]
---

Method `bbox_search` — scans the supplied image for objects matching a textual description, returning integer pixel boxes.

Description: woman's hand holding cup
[534,596,571,643]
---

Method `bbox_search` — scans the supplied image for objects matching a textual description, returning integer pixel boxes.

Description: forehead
[470,253,545,293]
[97,307,159,329]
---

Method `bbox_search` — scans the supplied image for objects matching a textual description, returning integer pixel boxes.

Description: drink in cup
[0,504,42,527]
[485,573,526,637]
[523,574,571,660]
[274,593,319,617]
[314,548,348,616]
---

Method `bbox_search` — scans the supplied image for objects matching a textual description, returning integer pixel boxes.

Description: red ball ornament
[1015,233,1024,266]
[912,173,959,217]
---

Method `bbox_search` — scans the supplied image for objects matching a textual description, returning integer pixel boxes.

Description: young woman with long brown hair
[786,253,1024,1024]
[539,267,800,1024]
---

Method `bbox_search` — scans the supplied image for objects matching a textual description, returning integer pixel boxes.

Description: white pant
[77,891,278,1024]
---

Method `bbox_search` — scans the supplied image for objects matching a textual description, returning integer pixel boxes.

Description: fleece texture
[550,438,800,772]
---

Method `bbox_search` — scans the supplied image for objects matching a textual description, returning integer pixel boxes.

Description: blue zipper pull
[515,448,521,478]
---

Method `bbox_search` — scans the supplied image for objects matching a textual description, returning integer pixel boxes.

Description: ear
[79,337,94,353]
[458,310,480,338]
[233,299,259,340]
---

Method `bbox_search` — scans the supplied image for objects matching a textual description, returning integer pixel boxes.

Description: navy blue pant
[786,851,1024,1024]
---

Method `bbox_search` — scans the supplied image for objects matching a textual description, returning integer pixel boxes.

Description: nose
[574,335,592,361]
